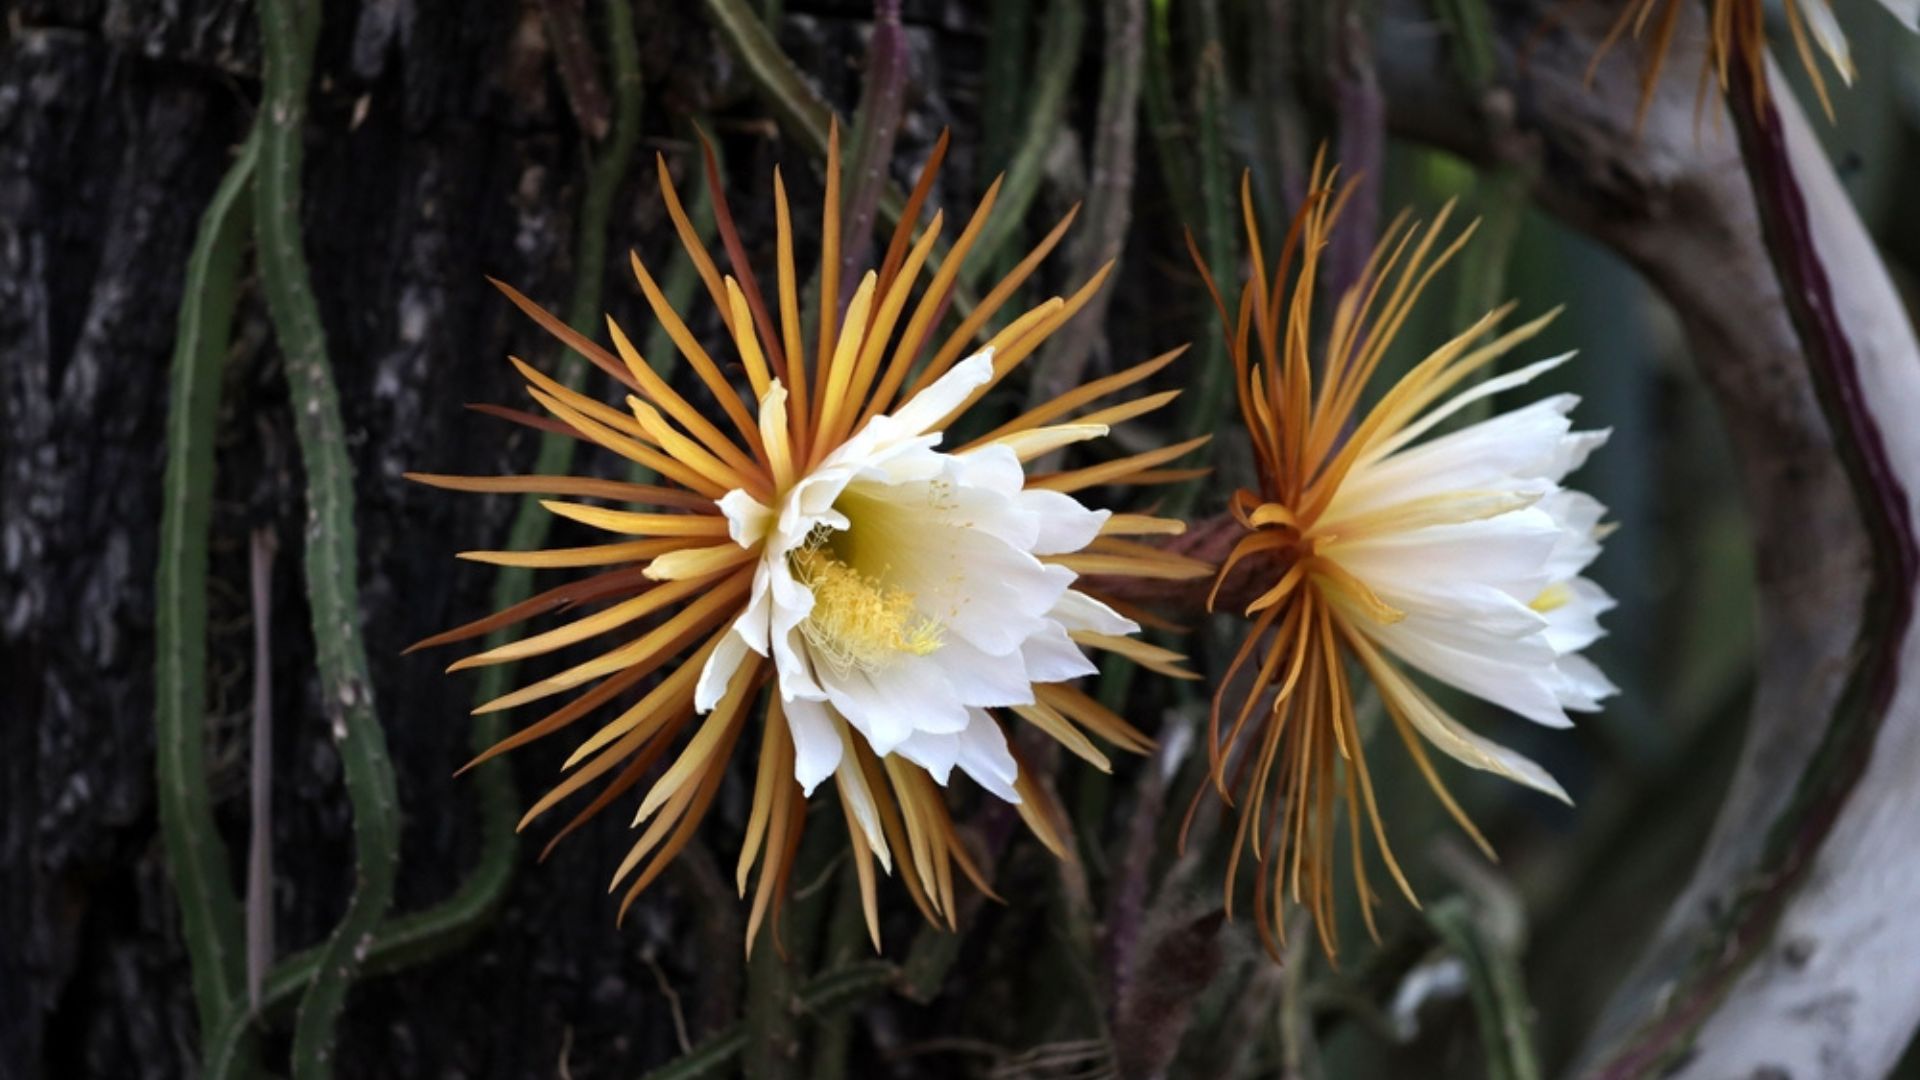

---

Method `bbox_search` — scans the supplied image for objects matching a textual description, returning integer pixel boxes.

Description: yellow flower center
[791,540,941,674]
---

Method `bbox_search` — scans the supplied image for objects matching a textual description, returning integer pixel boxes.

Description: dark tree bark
[5,0,1074,1070]
[0,1,821,1075]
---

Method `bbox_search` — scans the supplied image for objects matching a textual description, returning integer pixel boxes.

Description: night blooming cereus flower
[411,131,1209,950]
[1190,160,1615,957]
[1586,0,1917,122]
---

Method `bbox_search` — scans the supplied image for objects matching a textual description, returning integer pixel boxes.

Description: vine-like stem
[961,0,1086,289]
[697,0,980,317]
[644,962,899,1080]
[205,10,649,1070]
[155,126,258,1062]
[1426,899,1541,1080]
[696,0,833,154]
[1166,0,1234,518]
[838,0,908,295]
[1027,0,1145,405]
[256,0,403,1074]
[246,525,279,1009]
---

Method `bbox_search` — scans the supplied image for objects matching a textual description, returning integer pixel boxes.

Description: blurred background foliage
[5,0,1920,1076]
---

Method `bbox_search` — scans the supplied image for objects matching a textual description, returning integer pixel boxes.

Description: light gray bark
[1379,2,1920,1074]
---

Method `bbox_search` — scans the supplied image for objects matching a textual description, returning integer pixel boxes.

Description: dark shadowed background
[5,0,1920,1077]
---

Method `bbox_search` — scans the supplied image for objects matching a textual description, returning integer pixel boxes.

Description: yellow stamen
[432,125,1200,952]
[791,545,941,673]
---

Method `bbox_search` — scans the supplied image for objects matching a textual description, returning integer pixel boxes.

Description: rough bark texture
[2,1,774,1075]
[3,1,1153,1075]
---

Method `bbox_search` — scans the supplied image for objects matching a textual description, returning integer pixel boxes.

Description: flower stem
[698,0,980,317]
[645,961,898,1080]
[255,0,404,1074]
[961,0,1086,291]
[1027,0,1146,407]
[839,0,909,299]
[155,124,257,1062]
[1166,0,1235,519]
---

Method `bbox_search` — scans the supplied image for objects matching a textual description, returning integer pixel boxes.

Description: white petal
[719,489,774,547]
[1364,614,1574,729]
[929,635,1041,707]
[1878,0,1918,29]
[834,746,892,871]
[695,629,754,713]
[733,559,775,654]
[882,526,1068,656]
[1540,576,1615,655]
[1551,428,1609,478]
[785,697,843,795]
[895,457,1044,552]
[1020,488,1110,555]
[756,379,795,481]
[950,441,1026,495]
[1331,511,1562,605]
[1333,397,1578,521]
[1049,589,1140,636]
[784,465,857,534]
[1364,648,1571,803]
[1368,577,1550,639]
[1365,352,1573,462]
[1797,0,1855,82]
[1019,622,1101,684]
[1540,490,1609,580]
[954,708,1021,803]
[885,349,995,437]
[1553,652,1620,711]
[893,728,961,785]
[862,438,948,485]
[817,652,967,754]
[767,560,823,701]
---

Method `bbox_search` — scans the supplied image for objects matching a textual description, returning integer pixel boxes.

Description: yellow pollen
[791,545,942,673]
[1529,582,1573,614]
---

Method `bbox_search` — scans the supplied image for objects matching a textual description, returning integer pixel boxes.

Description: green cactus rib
[1165,0,1232,520]
[254,0,403,1075]
[1426,900,1542,1080]
[696,0,979,319]
[960,0,1085,291]
[696,0,833,158]
[155,127,259,1058]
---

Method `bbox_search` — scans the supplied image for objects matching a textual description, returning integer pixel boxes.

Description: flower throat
[792,533,942,675]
